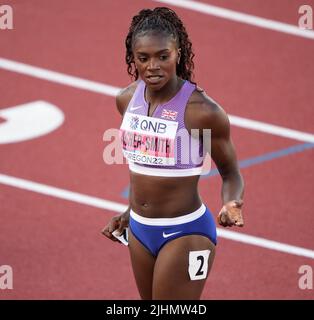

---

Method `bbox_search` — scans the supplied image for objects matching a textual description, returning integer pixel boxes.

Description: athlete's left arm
[186,92,244,227]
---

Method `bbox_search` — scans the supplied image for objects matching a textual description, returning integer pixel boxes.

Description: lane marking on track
[0,173,127,213]
[1,57,313,143]
[0,58,120,96]
[0,173,313,259]
[218,229,314,259]
[229,115,314,143]
[205,142,314,177]
[152,0,314,40]
[0,101,64,144]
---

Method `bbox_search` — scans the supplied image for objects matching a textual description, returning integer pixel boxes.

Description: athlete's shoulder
[116,81,140,116]
[187,86,221,115]
[185,85,229,136]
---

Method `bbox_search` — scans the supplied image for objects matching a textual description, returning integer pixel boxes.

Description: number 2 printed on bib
[188,250,211,280]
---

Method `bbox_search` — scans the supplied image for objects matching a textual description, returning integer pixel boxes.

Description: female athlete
[102,7,244,300]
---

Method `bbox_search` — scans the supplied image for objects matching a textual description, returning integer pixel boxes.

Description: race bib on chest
[120,112,178,166]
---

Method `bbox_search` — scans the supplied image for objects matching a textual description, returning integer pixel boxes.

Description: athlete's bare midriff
[129,172,202,218]
[119,80,215,219]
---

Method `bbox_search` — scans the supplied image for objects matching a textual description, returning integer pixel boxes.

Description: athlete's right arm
[101,208,130,242]
[116,82,138,116]
[101,83,138,242]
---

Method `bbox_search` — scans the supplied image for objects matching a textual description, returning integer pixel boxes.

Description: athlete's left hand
[217,200,244,227]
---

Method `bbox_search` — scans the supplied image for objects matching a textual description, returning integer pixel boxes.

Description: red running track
[0,0,313,299]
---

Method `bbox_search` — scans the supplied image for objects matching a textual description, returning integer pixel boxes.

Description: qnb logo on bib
[140,120,167,134]
[129,115,167,134]
[120,112,178,166]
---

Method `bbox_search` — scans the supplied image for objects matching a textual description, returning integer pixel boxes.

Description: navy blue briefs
[129,204,217,257]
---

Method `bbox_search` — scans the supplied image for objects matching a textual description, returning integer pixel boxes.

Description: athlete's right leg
[128,228,156,300]
[152,234,216,299]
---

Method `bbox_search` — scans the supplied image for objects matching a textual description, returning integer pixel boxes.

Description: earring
[177,48,181,65]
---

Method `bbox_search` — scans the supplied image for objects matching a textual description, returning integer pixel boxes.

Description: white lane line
[229,115,314,143]
[1,57,313,143]
[0,57,120,97]
[0,173,127,213]
[152,0,314,40]
[218,229,314,259]
[0,173,313,259]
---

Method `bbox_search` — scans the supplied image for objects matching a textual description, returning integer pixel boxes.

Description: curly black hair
[125,7,195,84]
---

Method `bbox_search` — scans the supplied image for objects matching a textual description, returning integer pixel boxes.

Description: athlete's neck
[145,76,183,107]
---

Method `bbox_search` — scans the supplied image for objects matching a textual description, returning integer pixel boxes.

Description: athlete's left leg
[152,235,216,300]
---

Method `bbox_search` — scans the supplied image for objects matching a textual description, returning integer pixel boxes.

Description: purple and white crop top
[119,80,206,177]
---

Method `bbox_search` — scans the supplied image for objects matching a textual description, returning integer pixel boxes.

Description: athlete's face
[132,33,180,90]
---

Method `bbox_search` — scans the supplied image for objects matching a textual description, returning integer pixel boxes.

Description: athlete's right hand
[101,209,130,242]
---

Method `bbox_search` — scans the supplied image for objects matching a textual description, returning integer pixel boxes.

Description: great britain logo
[161,109,178,120]
[129,116,139,130]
